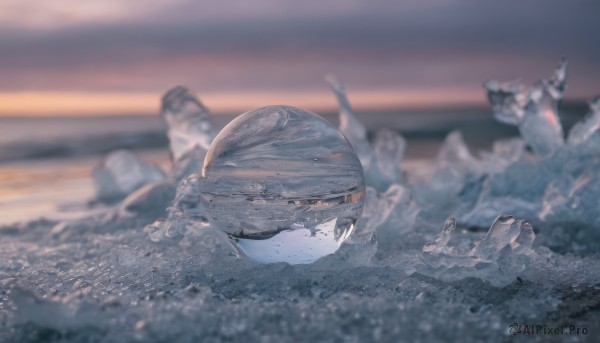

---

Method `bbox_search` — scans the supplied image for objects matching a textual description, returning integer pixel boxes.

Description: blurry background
[1,0,600,115]
[0,0,599,223]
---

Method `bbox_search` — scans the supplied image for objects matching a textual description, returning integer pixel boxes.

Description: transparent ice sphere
[198,105,365,264]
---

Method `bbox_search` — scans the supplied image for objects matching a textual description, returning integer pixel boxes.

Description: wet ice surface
[2,64,600,342]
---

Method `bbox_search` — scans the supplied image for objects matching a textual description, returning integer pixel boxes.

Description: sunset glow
[0,0,597,117]
[0,88,485,116]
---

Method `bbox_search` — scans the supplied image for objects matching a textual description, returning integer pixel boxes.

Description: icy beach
[1,61,599,342]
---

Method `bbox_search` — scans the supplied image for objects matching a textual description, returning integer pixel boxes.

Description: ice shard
[469,214,525,260]
[329,189,378,267]
[479,137,527,173]
[567,96,600,146]
[422,217,456,255]
[538,170,600,229]
[485,80,527,125]
[454,92,600,230]
[327,76,408,191]
[144,174,210,241]
[161,86,216,163]
[419,214,535,287]
[372,129,405,185]
[326,75,373,170]
[374,183,420,252]
[485,59,567,157]
[92,150,165,203]
[435,131,479,178]
[538,174,589,222]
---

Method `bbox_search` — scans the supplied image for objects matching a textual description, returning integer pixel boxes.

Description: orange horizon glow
[0,87,487,117]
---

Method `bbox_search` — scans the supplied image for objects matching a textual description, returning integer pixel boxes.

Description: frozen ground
[1,61,600,342]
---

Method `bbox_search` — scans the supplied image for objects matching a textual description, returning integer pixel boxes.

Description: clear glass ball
[199,105,365,264]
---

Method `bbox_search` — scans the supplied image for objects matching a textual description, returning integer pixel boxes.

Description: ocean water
[0,150,170,225]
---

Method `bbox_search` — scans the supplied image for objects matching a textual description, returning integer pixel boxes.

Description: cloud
[0,0,599,99]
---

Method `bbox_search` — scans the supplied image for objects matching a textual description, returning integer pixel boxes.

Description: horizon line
[0,87,494,117]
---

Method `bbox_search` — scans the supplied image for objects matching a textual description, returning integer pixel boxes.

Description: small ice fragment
[372,129,405,184]
[435,131,478,178]
[374,184,419,247]
[360,186,381,220]
[538,176,574,221]
[539,172,592,222]
[333,187,379,266]
[410,131,479,218]
[144,174,208,241]
[161,86,216,162]
[199,105,365,264]
[519,87,565,157]
[510,221,535,254]
[485,59,567,157]
[92,150,165,203]
[479,137,526,172]
[170,174,205,217]
[567,96,600,146]
[469,214,520,260]
[422,217,456,254]
[326,75,373,170]
[543,57,568,100]
[419,214,535,287]
[485,80,527,125]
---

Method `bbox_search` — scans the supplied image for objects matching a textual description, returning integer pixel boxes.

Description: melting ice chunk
[538,171,600,228]
[144,174,210,241]
[485,80,527,125]
[469,214,526,260]
[197,105,365,264]
[479,137,526,173]
[92,150,165,203]
[568,96,600,146]
[332,187,379,266]
[422,218,456,254]
[372,129,405,184]
[326,75,373,170]
[419,214,535,287]
[161,86,216,162]
[435,131,478,178]
[373,183,420,253]
[327,76,408,191]
[485,59,567,157]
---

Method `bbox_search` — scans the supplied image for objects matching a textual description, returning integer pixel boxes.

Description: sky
[0,0,599,116]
